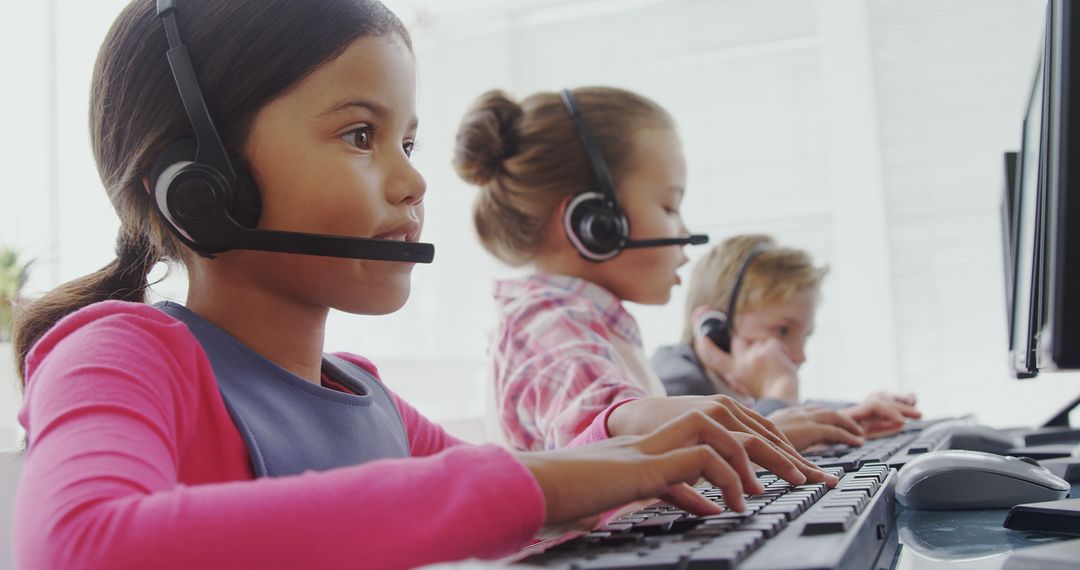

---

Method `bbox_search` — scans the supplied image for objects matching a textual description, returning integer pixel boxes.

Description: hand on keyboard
[608,396,837,485]
[767,405,866,450]
[842,391,923,439]
[519,464,893,569]
[517,410,839,531]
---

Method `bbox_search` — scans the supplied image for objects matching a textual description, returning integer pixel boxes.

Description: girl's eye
[776,326,791,338]
[403,139,416,158]
[664,207,680,215]
[342,126,373,150]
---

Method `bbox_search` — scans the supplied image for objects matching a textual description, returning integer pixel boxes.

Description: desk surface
[880,483,1080,569]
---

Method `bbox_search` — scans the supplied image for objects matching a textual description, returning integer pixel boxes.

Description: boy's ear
[691,305,714,322]
[691,305,720,332]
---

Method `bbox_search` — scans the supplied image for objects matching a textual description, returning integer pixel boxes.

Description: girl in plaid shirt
[453,88,835,483]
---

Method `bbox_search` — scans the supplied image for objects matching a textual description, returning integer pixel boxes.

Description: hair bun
[453,90,523,186]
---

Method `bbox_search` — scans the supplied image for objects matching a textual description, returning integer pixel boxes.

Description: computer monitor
[1006,0,1080,378]
[1001,150,1019,327]
[1007,20,1046,378]
[1043,0,1080,370]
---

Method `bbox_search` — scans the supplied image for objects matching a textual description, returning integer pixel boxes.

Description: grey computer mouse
[896,449,1070,510]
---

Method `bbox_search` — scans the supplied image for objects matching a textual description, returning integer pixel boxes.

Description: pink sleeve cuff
[566,397,638,448]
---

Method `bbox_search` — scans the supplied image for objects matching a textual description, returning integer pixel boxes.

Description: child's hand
[841,391,922,439]
[693,332,752,397]
[695,331,800,403]
[518,410,836,530]
[767,405,866,450]
[729,336,800,404]
[607,396,835,487]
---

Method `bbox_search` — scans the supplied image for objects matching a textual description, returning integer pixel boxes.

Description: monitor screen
[1009,28,1046,378]
[1007,0,1080,377]
[1001,149,1018,331]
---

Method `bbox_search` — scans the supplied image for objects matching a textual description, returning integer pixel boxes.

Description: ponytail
[11,228,159,385]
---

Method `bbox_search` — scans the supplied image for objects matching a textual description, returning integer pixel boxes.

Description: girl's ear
[142,176,151,194]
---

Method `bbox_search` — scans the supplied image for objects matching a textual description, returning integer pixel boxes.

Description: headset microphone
[152,0,434,264]
[625,234,709,249]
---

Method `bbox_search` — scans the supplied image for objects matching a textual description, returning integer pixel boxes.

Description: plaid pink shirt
[492,273,653,451]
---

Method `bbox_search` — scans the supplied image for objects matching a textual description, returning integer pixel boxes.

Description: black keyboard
[802,419,956,471]
[516,463,896,570]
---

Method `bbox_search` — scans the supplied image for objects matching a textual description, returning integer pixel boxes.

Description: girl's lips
[374,221,420,242]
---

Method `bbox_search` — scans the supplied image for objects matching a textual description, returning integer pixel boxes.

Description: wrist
[760,375,799,404]
[602,398,640,438]
[514,451,557,523]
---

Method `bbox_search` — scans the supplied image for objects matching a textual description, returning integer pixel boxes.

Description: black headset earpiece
[151,139,262,254]
[148,0,434,263]
[697,244,769,353]
[563,191,629,262]
[559,88,709,262]
[698,309,733,353]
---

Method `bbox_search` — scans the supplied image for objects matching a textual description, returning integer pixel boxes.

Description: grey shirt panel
[156,301,410,478]
[650,343,851,416]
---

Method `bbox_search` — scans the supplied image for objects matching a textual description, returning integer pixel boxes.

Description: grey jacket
[650,342,856,417]
[650,343,792,416]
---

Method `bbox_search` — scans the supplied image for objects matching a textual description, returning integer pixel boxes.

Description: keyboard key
[802,514,853,535]
[685,523,738,539]
[685,548,738,570]
[819,504,858,518]
[853,472,886,484]
[740,518,784,538]
[823,466,846,478]
[758,502,803,521]
[686,530,764,569]
[593,532,646,547]
[826,495,868,512]
[575,553,673,569]
[596,523,633,533]
[794,483,828,500]
[634,514,685,534]
[753,513,790,530]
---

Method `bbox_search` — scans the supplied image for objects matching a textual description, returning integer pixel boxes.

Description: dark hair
[12,0,410,383]
[453,88,674,266]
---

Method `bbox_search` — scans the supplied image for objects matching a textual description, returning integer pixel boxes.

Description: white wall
[1,0,1078,448]
[866,0,1080,425]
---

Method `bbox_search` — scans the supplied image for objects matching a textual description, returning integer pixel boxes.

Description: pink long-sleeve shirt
[14,301,615,570]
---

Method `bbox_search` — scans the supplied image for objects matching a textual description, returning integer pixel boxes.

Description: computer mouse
[896,449,1070,510]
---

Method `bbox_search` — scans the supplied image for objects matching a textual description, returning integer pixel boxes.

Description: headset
[559,89,708,262]
[698,244,768,352]
[150,0,434,263]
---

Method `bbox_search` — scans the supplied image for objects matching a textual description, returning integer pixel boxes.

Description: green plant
[0,247,32,343]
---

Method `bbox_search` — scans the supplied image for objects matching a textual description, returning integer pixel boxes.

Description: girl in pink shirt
[12,1,832,569]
